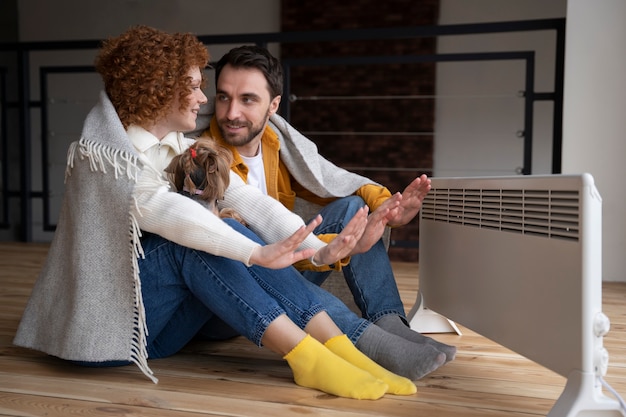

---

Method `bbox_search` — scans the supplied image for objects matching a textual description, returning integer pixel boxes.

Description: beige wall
[561,0,626,282]
[18,0,280,41]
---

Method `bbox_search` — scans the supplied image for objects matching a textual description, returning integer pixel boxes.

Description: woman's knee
[223,217,265,245]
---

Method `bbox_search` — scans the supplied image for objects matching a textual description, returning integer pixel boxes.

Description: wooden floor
[1,242,625,417]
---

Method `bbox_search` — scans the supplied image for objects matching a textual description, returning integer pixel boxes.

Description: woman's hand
[248,216,322,269]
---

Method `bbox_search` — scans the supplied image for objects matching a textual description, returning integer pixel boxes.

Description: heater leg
[407,292,462,335]
[547,370,626,417]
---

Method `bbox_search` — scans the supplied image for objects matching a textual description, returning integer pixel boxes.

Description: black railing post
[552,19,566,174]
[17,48,32,241]
[523,53,535,175]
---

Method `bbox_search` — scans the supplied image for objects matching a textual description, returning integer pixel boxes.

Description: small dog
[166,138,246,225]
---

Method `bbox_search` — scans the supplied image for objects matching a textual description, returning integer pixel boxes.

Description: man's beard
[217,112,269,147]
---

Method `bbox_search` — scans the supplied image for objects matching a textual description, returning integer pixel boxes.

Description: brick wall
[280,0,439,261]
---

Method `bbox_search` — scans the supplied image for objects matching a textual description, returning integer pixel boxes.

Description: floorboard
[1,242,625,416]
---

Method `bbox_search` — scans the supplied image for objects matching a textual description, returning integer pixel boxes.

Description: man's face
[215,64,281,152]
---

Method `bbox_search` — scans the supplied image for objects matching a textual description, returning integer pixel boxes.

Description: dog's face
[165,137,234,206]
[166,138,246,225]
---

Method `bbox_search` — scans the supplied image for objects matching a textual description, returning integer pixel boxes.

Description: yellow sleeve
[355,184,392,212]
[292,233,350,272]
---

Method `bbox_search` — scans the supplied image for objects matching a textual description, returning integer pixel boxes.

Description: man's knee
[314,195,367,234]
[336,195,366,218]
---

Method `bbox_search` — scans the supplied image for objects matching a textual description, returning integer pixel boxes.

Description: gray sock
[375,315,457,363]
[356,324,446,380]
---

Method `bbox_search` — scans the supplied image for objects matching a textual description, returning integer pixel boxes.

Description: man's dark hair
[215,45,283,98]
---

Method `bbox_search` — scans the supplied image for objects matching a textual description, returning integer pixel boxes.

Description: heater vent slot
[421,188,580,241]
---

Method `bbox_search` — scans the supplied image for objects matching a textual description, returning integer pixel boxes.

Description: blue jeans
[73,217,372,367]
[301,196,407,323]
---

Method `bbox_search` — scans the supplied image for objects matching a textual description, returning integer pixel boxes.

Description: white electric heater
[407,173,625,417]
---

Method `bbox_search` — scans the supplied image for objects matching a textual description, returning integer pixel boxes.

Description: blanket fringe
[130,211,155,382]
[67,137,156,383]
[66,137,141,181]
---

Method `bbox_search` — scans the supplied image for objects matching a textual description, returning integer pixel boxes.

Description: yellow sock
[283,334,388,400]
[325,334,417,396]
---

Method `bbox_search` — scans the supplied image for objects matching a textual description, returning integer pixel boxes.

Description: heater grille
[421,188,580,241]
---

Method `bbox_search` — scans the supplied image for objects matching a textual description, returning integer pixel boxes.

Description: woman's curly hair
[94,25,209,129]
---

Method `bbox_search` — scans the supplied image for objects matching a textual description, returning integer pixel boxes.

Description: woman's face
[154,66,207,138]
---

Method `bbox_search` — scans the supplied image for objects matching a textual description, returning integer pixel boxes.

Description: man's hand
[248,216,322,269]
[350,192,401,254]
[312,206,368,265]
[385,174,431,227]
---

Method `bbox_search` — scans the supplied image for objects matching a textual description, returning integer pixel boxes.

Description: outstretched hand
[313,206,368,265]
[248,216,322,269]
[385,174,431,227]
[350,192,401,255]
